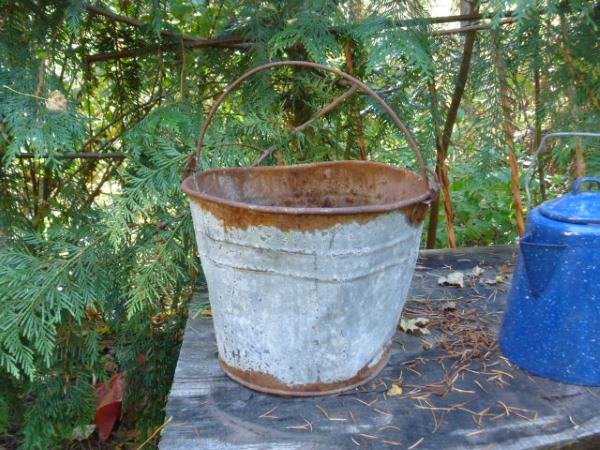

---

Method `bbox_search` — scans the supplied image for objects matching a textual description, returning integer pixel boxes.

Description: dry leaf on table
[400,317,431,336]
[471,265,485,277]
[387,384,404,396]
[438,272,464,288]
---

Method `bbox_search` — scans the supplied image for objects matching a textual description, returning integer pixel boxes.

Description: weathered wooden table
[160,246,600,450]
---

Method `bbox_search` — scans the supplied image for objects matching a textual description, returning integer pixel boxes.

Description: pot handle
[572,177,600,194]
[525,132,600,209]
[185,60,433,193]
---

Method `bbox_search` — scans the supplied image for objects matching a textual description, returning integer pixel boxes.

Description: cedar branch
[252,86,358,166]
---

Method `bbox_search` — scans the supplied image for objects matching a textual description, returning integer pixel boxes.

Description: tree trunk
[574,142,586,178]
[533,65,546,202]
[344,40,367,160]
[493,33,526,237]
[426,80,455,249]
[426,0,478,249]
[344,1,367,161]
[559,13,588,179]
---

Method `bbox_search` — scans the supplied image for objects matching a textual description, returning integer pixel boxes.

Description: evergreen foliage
[0,0,598,447]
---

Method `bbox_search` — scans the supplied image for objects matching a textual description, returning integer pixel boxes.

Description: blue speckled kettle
[501,176,600,385]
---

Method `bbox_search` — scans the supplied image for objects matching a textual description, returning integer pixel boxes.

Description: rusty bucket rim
[182,160,435,216]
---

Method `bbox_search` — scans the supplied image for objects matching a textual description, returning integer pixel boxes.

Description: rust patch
[219,347,390,397]
[405,202,430,225]
[183,161,433,231]
[193,196,428,231]
[192,196,386,231]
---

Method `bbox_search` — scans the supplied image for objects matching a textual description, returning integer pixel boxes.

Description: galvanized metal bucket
[182,61,437,396]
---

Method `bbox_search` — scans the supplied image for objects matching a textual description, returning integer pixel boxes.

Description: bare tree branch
[12,152,126,160]
[86,4,206,44]
[84,4,528,64]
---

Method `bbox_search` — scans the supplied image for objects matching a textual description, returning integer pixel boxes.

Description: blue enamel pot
[500,177,600,385]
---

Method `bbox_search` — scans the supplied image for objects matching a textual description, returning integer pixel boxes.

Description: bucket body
[183,161,431,395]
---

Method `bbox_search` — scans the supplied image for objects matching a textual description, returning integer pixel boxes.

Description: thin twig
[258,406,279,419]
[135,416,173,449]
[2,85,50,101]
[316,405,329,418]
[408,437,424,449]
[286,418,313,432]
[432,17,517,36]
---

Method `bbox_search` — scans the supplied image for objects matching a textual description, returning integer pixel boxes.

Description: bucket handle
[525,132,600,209]
[187,60,432,192]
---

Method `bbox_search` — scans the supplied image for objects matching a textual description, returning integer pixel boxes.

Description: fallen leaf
[387,384,403,396]
[400,317,430,336]
[498,264,514,274]
[96,373,125,442]
[201,308,212,317]
[438,272,464,288]
[442,301,456,311]
[471,265,485,277]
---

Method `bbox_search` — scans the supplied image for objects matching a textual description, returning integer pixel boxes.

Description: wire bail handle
[189,60,434,193]
[525,132,600,209]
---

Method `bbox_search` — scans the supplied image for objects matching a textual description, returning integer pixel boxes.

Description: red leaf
[95,373,125,441]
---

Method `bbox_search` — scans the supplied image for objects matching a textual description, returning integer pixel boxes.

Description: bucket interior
[182,161,430,212]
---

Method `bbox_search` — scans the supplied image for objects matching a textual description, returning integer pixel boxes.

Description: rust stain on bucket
[182,161,432,232]
[219,347,391,397]
[188,197,382,232]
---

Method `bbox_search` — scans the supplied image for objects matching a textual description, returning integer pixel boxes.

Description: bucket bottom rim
[218,348,391,397]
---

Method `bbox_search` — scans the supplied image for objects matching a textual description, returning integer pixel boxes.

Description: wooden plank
[161,246,600,450]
